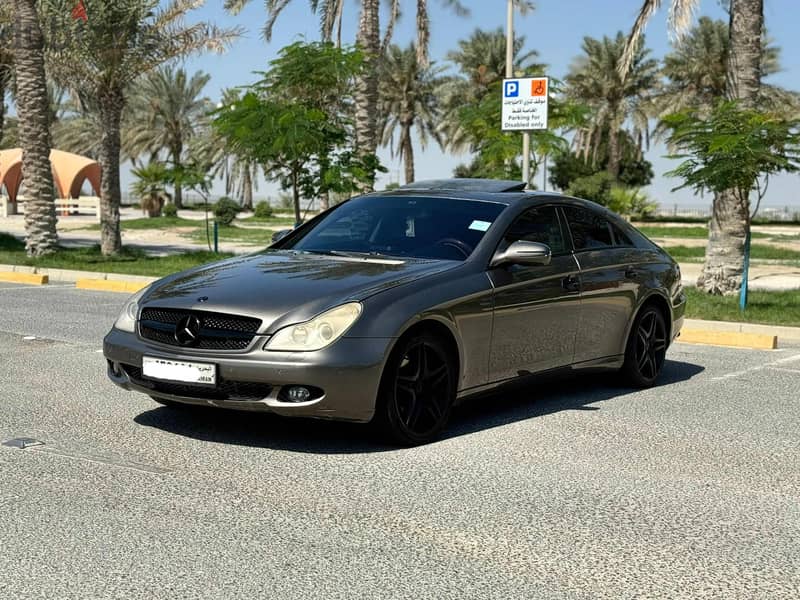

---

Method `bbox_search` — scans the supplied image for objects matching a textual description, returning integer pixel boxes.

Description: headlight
[265,303,362,352]
[113,286,150,333]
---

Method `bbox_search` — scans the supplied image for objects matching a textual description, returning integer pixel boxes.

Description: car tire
[621,304,669,388]
[373,332,457,446]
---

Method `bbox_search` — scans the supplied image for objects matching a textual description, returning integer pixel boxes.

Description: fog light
[286,386,311,403]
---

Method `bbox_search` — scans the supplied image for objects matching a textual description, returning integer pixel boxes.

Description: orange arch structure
[0,148,101,202]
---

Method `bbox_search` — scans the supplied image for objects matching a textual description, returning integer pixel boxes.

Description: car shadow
[133,359,705,454]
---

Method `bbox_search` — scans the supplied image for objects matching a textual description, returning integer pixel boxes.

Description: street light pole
[506,0,531,188]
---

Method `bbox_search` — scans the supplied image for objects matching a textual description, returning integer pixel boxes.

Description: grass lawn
[0,232,231,277]
[665,244,800,264]
[187,224,277,246]
[637,225,798,240]
[684,287,800,327]
[79,216,199,231]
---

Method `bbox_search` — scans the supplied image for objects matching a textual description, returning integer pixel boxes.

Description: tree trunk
[242,165,253,210]
[291,166,301,225]
[98,91,124,256]
[606,125,621,179]
[401,121,415,184]
[172,143,184,209]
[699,0,763,295]
[13,0,58,257]
[354,0,380,191]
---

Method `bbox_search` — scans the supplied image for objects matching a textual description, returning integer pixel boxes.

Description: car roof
[375,178,551,206]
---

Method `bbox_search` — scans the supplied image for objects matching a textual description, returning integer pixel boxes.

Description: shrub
[213,197,240,226]
[162,203,178,218]
[253,202,274,219]
[566,172,614,207]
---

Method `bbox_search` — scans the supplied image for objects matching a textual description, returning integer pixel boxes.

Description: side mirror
[271,229,292,244]
[491,241,552,268]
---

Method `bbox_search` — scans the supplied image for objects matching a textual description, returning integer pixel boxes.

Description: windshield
[285,195,506,261]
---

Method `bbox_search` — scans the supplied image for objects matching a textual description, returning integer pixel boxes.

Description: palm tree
[440,28,545,152]
[565,32,659,179]
[44,1,239,256]
[656,16,790,125]
[125,67,212,209]
[378,44,446,184]
[12,0,58,256]
[620,0,766,295]
[0,8,13,149]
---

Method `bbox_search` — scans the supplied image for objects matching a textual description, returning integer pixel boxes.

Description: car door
[487,205,582,382]
[561,205,641,364]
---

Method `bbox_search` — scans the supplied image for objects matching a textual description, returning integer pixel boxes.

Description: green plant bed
[0,233,230,277]
[665,245,800,263]
[187,224,276,246]
[684,287,800,327]
[80,216,197,231]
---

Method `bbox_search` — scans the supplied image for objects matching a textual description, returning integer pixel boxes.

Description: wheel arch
[388,316,463,389]
[624,291,673,351]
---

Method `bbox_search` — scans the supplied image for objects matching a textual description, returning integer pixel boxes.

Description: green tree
[378,44,446,184]
[566,31,659,179]
[664,101,800,294]
[213,43,381,224]
[656,16,791,130]
[12,0,58,256]
[440,27,545,152]
[125,67,212,209]
[225,0,470,190]
[620,0,771,294]
[43,0,239,256]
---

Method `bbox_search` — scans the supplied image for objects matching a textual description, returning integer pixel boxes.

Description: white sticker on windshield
[469,220,492,232]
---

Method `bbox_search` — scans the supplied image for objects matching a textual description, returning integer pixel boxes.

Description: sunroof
[398,179,527,193]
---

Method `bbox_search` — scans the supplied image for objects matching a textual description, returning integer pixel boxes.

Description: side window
[499,206,566,255]
[611,223,635,247]
[563,206,613,250]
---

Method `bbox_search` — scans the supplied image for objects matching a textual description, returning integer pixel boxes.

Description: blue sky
[175,0,800,208]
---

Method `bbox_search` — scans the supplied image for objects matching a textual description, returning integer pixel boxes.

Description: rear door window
[562,206,613,250]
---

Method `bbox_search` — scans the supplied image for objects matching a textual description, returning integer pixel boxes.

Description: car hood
[141,250,458,333]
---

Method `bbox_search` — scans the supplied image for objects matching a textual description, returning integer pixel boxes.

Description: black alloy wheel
[375,333,456,446]
[622,305,668,387]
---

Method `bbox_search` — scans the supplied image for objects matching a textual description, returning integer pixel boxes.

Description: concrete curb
[0,271,48,285]
[683,318,800,343]
[0,263,157,285]
[678,329,778,350]
[75,279,150,293]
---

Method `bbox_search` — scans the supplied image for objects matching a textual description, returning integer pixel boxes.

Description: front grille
[139,308,261,351]
[122,365,272,402]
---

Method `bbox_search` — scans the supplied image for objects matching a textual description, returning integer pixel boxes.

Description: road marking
[2,437,171,474]
[767,366,800,375]
[713,353,800,381]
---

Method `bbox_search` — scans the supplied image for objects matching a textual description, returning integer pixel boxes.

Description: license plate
[142,356,217,386]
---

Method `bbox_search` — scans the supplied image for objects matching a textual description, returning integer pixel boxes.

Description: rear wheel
[621,305,668,387]
[373,333,456,446]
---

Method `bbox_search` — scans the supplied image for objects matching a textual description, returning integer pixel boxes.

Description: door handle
[562,275,580,292]
[625,267,639,280]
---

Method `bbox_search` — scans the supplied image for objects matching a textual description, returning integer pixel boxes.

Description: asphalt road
[1,282,798,599]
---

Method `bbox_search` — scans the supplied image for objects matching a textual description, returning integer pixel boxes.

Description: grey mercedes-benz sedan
[104,178,686,445]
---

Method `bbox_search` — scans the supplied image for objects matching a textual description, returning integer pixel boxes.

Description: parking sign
[501,77,549,131]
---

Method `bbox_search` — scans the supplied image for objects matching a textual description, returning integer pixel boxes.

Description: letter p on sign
[504,81,519,98]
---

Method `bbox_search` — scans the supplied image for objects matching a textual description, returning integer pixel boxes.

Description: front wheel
[373,333,457,446]
[621,305,668,387]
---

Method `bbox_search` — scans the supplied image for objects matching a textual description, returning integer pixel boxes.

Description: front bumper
[103,328,393,423]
